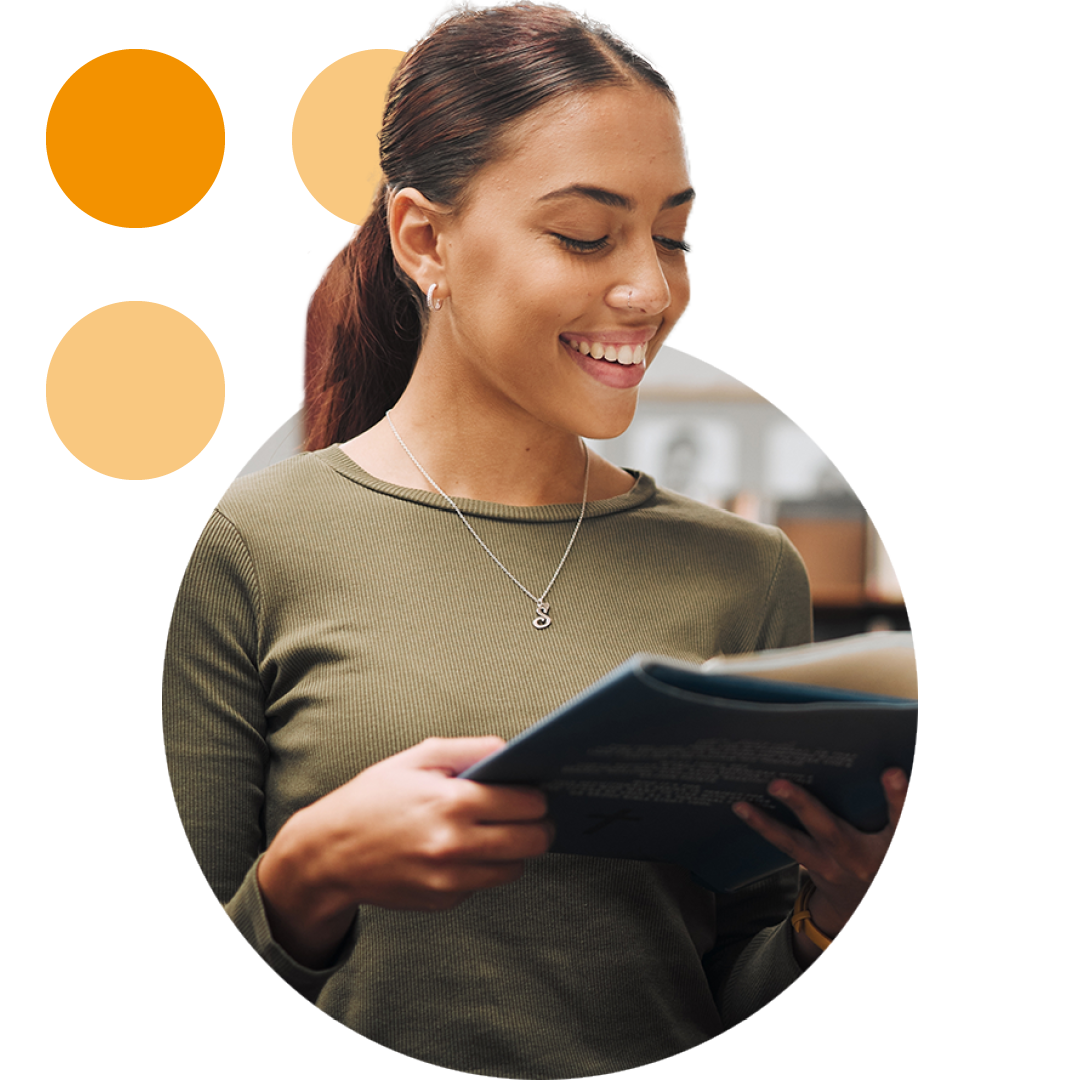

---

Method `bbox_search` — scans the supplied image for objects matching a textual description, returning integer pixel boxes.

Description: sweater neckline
[314,444,657,523]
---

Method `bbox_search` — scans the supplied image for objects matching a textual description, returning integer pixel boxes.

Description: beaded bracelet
[792,879,833,951]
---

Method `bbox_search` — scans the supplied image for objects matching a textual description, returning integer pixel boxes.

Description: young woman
[165,5,906,1077]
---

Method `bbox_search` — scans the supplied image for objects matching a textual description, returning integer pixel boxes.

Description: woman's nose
[604,248,671,316]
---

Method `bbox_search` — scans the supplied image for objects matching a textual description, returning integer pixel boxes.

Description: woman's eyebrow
[538,184,696,210]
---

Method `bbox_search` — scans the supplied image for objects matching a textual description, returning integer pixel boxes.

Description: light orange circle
[292,50,405,224]
[47,302,225,479]
[47,50,225,228]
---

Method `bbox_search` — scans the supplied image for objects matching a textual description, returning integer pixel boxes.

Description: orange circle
[292,50,404,224]
[47,302,225,479]
[47,50,225,228]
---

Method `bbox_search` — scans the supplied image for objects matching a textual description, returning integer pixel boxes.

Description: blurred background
[242,345,907,644]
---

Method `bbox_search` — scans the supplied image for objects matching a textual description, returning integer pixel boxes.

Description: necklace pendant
[532,601,552,630]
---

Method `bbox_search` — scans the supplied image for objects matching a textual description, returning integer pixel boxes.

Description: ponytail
[303,191,423,451]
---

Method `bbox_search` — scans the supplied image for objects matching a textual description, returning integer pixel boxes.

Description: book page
[703,632,917,699]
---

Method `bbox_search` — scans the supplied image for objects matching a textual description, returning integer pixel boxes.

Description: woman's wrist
[806,883,848,941]
[257,808,359,969]
[790,879,851,968]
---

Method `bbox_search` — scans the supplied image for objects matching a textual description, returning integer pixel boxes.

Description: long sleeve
[162,510,353,1000]
[704,868,803,1030]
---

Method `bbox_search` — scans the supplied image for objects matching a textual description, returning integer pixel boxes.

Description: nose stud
[610,284,663,313]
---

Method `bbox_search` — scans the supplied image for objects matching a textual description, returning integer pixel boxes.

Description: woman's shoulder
[642,482,788,549]
[214,448,350,532]
[628,482,812,648]
[640,481,807,585]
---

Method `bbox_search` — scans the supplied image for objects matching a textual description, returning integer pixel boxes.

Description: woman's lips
[562,337,649,389]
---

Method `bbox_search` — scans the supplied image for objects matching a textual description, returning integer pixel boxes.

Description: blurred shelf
[813,602,910,641]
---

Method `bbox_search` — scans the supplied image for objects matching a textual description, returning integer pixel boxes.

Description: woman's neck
[340,370,634,507]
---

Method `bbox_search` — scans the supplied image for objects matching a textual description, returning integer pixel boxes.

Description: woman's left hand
[733,768,908,962]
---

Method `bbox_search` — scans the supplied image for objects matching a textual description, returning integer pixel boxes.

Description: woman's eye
[552,233,689,255]
[553,234,610,253]
[655,236,691,253]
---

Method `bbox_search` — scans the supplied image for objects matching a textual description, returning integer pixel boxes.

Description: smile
[563,338,647,366]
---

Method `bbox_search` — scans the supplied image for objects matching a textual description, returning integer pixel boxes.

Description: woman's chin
[572,399,638,442]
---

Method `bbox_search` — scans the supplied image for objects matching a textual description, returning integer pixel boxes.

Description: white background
[6,1,1078,1076]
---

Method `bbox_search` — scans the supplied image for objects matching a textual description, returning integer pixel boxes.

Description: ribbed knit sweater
[163,446,814,1078]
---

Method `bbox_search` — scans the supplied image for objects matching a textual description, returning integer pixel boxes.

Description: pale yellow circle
[47,302,225,479]
[292,50,405,223]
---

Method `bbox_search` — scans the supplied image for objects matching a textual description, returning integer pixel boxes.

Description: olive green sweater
[164,446,813,1078]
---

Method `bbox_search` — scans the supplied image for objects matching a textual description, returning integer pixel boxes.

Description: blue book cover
[461,651,917,893]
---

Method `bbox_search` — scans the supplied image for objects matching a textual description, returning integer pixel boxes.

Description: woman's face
[430,84,693,441]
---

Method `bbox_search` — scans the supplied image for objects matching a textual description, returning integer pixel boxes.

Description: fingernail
[733,803,750,820]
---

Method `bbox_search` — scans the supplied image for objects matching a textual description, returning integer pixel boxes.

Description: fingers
[883,768,908,829]
[393,740,555,860]
[467,819,556,861]
[733,779,856,867]
[402,735,507,776]
[736,771,908,850]
[732,796,817,867]
[400,736,551,821]
[465,780,549,823]
[732,773,909,939]
[735,773,907,891]
[417,814,552,878]
[766,780,851,846]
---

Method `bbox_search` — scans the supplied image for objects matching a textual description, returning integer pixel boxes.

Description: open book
[461,633,916,892]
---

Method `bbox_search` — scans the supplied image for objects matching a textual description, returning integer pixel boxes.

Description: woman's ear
[387,188,449,295]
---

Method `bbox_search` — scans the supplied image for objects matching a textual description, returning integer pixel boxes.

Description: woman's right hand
[257,736,553,967]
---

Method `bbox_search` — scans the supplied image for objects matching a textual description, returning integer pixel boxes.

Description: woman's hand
[732,768,907,965]
[257,736,554,968]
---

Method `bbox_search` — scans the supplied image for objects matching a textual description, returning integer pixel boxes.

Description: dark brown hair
[303,2,674,450]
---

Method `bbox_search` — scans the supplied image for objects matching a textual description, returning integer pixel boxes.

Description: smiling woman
[304,4,693,493]
[360,85,692,468]
[164,4,907,1078]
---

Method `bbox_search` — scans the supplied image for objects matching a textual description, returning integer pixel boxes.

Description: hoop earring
[426,283,443,311]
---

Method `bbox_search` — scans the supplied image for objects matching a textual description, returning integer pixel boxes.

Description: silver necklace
[385,411,589,630]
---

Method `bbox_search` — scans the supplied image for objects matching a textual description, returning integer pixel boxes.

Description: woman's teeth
[566,339,647,365]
